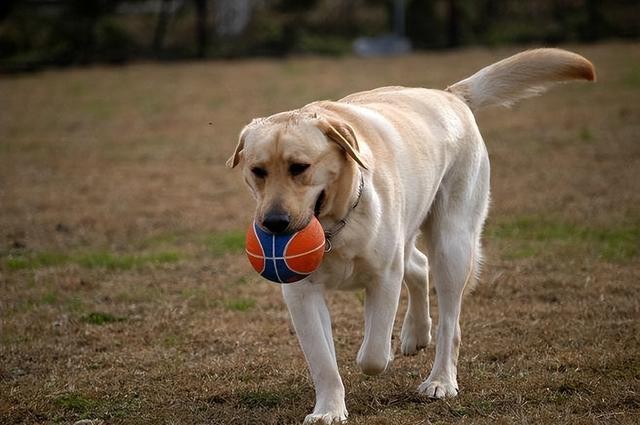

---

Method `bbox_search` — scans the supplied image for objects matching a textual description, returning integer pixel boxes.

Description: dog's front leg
[282,282,347,424]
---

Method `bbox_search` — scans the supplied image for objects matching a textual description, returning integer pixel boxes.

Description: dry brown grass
[1,42,639,424]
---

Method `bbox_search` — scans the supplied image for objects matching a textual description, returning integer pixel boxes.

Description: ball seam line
[245,240,325,260]
[284,236,324,275]
[272,234,284,283]
[251,222,266,274]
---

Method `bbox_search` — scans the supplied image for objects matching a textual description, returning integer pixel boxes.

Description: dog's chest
[312,251,372,290]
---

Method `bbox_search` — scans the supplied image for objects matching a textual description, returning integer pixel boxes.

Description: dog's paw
[418,378,459,399]
[303,411,348,424]
[400,317,431,356]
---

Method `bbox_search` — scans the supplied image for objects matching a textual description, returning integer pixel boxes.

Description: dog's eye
[251,167,267,178]
[289,163,310,176]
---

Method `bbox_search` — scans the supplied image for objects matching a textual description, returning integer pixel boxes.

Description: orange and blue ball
[245,216,325,283]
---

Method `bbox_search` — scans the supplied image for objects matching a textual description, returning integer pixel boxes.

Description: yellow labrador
[228,49,595,424]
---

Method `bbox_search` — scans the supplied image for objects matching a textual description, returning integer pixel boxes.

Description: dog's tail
[446,48,595,110]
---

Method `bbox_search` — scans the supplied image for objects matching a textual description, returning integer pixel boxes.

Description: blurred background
[1,0,639,71]
[2,1,639,424]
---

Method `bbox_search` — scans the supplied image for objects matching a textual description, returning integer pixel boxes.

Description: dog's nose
[262,212,290,234]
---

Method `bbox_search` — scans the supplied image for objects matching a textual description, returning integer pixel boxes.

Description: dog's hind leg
[419,146,490,399]
[400,241,432,355]
[357,254,404,376]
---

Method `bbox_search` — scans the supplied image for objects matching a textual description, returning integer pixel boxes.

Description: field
[1,42,639,424]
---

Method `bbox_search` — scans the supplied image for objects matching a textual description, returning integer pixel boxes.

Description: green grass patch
[76,251,180,270]
[5,252,67,270]
[579,127,594,143]
[41,291,58,305]
[206,230,245,256]
[224,297,256,312]
[623,65,640,88]
[82,312,125,325]
[238,389,287,409]
[3,250,180,271]
[163,334,181,348]
[53,391,138,420]
[487,217,640,261]
[54,392,97,414]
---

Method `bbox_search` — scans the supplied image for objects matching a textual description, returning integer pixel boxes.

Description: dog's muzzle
[262,212,291,234]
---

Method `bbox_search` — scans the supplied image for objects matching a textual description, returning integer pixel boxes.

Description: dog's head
[227,111,367,234]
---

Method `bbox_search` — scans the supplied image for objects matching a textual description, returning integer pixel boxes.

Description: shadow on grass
[198,384,313,423]
[208,384,505,423]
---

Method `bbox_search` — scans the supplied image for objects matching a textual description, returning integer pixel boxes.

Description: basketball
[245,216,326,283]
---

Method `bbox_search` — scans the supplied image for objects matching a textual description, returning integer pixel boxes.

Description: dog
[228,48,595,424]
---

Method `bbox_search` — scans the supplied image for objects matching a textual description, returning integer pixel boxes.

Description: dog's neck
[322,164,364,251]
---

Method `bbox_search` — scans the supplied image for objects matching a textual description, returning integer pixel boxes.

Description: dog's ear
[226,125,250,168]
[318,117,368,169]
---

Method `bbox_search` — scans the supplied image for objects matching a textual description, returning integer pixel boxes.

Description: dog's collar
[323,171,365,253]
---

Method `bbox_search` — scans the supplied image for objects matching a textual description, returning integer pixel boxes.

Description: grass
[578,126,593,142]
[76,251,180,270]
[238,389,292,408]
[224,297,256,312]
[163,334,181,348]
[54,392,97,416]
[82,312,125,325]
[53,391,139,421]
[487,216,640,261]
[623,65,640,87]
[3,250,181,271]
[41,291,58,304]
[5,252,67,270]
[1,43,639,424]
[206,230,246,256]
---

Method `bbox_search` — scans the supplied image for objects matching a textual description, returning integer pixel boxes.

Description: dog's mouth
[314,190,326,217]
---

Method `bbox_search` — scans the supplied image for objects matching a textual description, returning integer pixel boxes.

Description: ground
[1,42,639,424]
